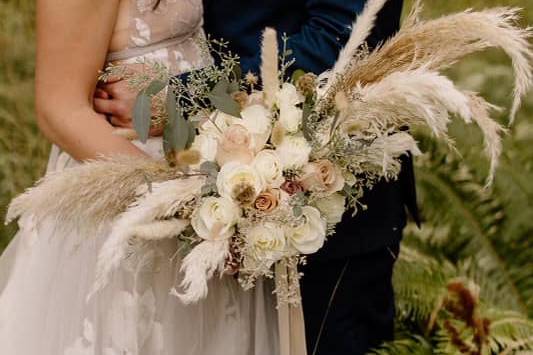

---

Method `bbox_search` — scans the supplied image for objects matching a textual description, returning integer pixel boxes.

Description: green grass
[0,0,49,250]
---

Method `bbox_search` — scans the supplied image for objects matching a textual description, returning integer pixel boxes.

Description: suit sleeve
[240,0,367,76]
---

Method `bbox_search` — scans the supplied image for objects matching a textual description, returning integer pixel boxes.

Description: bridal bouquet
[6,0,532,305]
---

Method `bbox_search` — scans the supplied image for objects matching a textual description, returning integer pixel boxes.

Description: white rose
[276,83,305,134]
[216,162,265,204]
[275,134,312,169]
[252,150,284,188]
[314,193,346,224]
[190,133,218,165]
[248,222,287,266]
[279,104,303,133]
[191,197,241,241]
[276,83,304,108]
[286,206,327,254]
[240,104,272,152]
[199,110,240,137]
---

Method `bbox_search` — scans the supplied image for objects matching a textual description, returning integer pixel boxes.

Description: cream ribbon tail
[275,260,308,355]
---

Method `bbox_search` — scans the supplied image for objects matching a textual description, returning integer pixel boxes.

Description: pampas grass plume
[261,27,280,108]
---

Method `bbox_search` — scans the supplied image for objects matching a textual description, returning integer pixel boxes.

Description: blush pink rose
[216,124,255,166]
[299,160,345,193]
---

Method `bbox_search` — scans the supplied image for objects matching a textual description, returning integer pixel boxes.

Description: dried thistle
[296,72,317,96]
[271,121,286,146]
[244,71,259,87]
[175,149,201,167]
[232,183,257,205]
[231,91,249,109]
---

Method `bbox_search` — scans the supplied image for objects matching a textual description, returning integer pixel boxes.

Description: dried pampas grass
[90,176,204,297]
[261,27,280,108]
[5,156,180,235]
[366,132,422,174]
[342,68,505,184]
[321,0,388,95]
[466,93,507,187]
[327,6,533,122]
[171,239,229,304]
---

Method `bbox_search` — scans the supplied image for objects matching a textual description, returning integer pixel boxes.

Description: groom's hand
[93,78,135,128]
[93,74,163,137]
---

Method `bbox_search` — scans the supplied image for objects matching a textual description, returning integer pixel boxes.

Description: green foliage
[372,1,533,353]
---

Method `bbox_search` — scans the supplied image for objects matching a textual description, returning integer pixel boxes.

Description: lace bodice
[107,0,209,74]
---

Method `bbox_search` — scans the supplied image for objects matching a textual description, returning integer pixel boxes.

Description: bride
[0,0,279,354]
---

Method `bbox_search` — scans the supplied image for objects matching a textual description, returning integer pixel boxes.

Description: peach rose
[215,124,255,166]
[299,160,345,193]
[254,189,280,212]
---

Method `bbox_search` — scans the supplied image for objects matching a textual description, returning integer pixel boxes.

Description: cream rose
[285,206,327,254]
[276,83,304,107]
[252,150,284,188]
[240,104,272,152]
[314,193,346,224]
[275,134,312,169]
[215,124,255,166]
[191,197,241,241]
[199,110,240,137]
[248,222,287,265]
[279,104,303,133]
[276,83,305,134]
[300,160,345,193]
[216,162,265,204]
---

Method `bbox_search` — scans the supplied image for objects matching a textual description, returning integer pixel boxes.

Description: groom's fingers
[94,88,110,99]
[102,80,135,98]
[109,116,133,128]
[93,98,131,120]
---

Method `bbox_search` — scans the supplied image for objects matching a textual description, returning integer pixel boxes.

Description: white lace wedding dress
[0,1,279,354]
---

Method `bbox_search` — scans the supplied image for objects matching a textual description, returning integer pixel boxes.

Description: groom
[95,0,418,353]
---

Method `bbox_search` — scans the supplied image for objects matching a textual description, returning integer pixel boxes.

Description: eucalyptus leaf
[133,92,152,143]
[291,69,306,84]
[293,206,303,218]
[302,99,313,141]
[231,64,242,82]
[163,90,189,155]
[133,80,168,144]
[208,79,241,117]
[199,161,219,176]
[144,80,167,96]
[228,80,240,93]
[186,122,196,149]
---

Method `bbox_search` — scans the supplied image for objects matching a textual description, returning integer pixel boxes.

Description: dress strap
[106,26,202,62]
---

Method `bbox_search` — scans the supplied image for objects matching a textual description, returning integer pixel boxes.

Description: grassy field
[0,0,532,352]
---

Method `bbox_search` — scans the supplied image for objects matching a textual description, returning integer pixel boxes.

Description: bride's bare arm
[35,0,147,161]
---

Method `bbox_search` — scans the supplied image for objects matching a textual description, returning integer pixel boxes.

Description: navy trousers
[300,243,400,355]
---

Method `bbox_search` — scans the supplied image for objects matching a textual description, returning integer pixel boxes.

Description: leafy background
[0,0,532,353]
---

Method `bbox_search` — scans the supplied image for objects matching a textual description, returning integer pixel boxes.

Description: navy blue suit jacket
[203,0,418,258]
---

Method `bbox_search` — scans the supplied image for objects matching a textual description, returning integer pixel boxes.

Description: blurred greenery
[0,0,532,353]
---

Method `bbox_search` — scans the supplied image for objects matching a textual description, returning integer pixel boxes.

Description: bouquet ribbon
[275,260,308,355]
